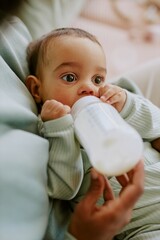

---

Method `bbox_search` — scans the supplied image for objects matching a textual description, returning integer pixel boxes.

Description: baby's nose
[78,83,95,95]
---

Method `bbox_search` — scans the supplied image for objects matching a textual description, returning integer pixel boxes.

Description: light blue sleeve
[0,17,49,240]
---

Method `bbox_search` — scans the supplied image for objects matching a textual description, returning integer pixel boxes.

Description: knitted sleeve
[38,114,84,200]
[120,90,160,141]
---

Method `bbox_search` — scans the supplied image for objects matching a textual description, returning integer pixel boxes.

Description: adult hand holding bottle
[69,160,144,240]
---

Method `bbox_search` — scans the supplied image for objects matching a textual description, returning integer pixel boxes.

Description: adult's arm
[0,17,49,240]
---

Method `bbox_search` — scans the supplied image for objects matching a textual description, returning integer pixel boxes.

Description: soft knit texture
[39,76,160,239]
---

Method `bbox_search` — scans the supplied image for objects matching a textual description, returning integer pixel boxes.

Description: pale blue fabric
[0,17,49,240]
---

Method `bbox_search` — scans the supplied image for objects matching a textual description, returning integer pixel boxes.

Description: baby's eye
[93,76,104,85]
[62,74,76,83]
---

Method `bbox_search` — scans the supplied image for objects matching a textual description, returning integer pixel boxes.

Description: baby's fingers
[42,99,58,110]
[100,84,115,102]
[41,100,70,121]
[106,91,124,105]
[63,105,71,114]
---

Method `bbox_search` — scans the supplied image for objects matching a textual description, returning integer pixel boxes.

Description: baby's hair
[27,27,102,77]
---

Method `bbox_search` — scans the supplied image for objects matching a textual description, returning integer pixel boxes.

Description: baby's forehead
[42,34,104,66]
[48,36,102,58]
[45,36,85,54]
[47,34,99,46]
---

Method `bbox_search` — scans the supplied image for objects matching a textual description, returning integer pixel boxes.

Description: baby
[26,27,160,239]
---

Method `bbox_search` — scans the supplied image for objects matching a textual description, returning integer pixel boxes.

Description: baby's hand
[41,100,71,122]
[99,83,127,112]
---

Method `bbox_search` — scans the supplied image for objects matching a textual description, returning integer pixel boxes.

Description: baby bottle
[71,96,143,176]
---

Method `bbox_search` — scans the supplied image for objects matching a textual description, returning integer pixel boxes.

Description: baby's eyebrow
[53,62,107,75]
[54,62,80,71]
[96,66,107,74]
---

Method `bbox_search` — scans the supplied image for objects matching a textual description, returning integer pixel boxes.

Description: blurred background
[71,0,160,79]
[17,0,160,80]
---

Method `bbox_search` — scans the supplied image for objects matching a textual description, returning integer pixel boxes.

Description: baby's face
[39,36,107,107]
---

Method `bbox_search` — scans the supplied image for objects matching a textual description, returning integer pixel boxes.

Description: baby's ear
[26,75,42,103]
